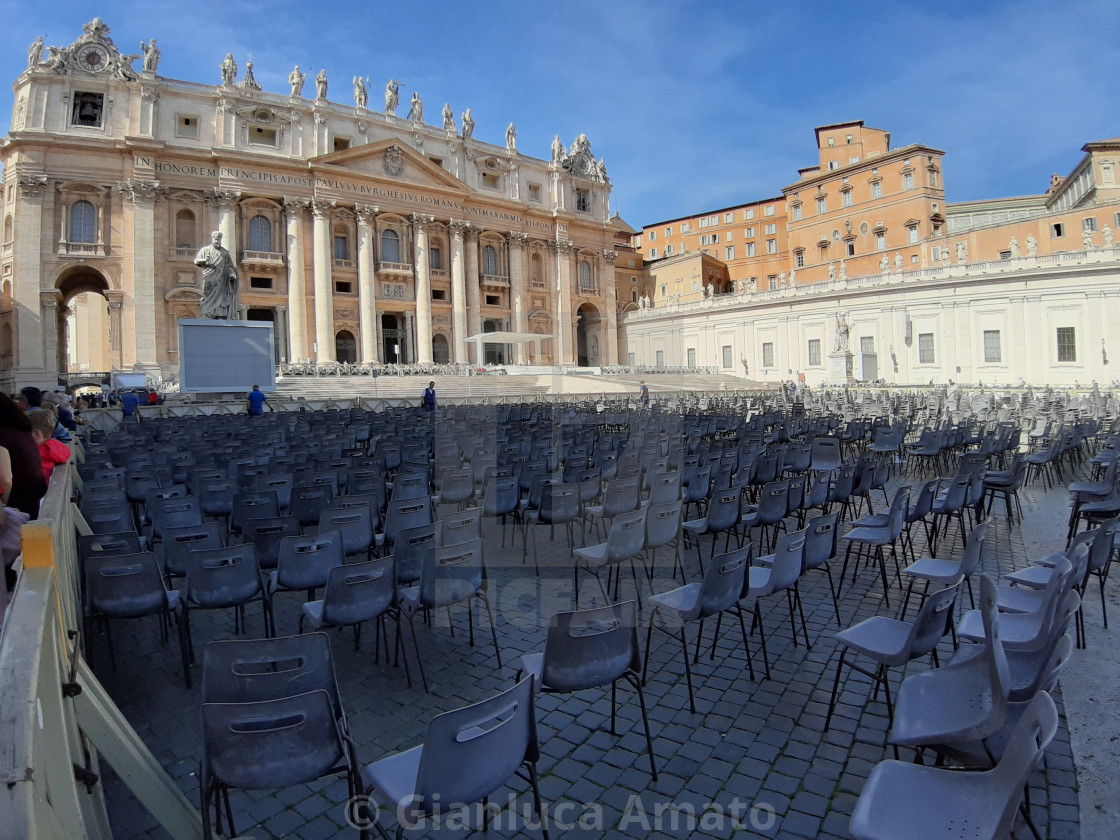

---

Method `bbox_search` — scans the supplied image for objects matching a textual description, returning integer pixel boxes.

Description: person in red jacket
[26,409,70,482]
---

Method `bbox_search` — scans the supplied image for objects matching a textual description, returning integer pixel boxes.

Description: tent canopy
[464,331,548,345]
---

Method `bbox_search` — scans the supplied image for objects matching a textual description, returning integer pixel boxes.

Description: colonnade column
[355,205,379,363]
[12,177,47,380]
[275,305,289,363]
[311,199,335,362]
[413,213,434,364]
[555,240,574,364]
[119,179,162,374]
[509,232,528,362]
[213,189,240,267]
[403,311,415,363]
[449,220,468,363]
[601,249,618,365]
[465,230,482,364]
[283,198,309,363]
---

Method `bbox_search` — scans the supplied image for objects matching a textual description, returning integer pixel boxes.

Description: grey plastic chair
[161,521,225,583]
[824,580,960,730]
[440,506,483,547]
[900,520,991,618]
[849,691,1058,840]
[644,544,755,713]
[683,484,745,574]
[318,504,375,559]
[574,508,649,609]
[839,485,911,608]
[888,574,1010,762]
[747,527,810,679]
[520,601,656,781]
[362,677,549,840]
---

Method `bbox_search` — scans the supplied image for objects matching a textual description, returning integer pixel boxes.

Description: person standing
[638,380,649,407]
[120,389,140,418]
[247,384,269,416]
[422,381,436,412]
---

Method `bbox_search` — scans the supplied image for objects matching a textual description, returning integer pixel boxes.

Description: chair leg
[734,604,756,681]
[624,672,659,780]
[678,626,696,714]
[477,590,502,669]
[824,647,847,730]
[751,602,771,680]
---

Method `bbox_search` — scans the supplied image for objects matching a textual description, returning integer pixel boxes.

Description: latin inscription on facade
[382,284,405,299]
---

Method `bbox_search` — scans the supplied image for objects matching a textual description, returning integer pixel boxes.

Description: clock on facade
[79,44,110,70]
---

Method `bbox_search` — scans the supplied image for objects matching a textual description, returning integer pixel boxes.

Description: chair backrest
[317,505,374,557]
[606,508,648,563]
[202,631,342,710]
[786,474,807,514]
[538,601,640,692]
[705,485,744,532]
[162,522,225,578]
[684,466,712,502]
[186,544,263,608]
[393,522,438,584]
[908,479,939,523]
[977,574,1011,716]
[85,504,137,536]
[242,515,301,570]
[768,527,808,592]
[383,496,433,548]
[78,531,144,562]
[697,544,752,618]
[575,468,603,504]
[644,501,682,550]
[276,530,345,591]
[440,507,483,546]
[803,512,840,571]
[906,581,960,658]
[988,691,1059,831]
[255,474,295,512]
[230,491,281,535]
[86,551,167,617]
[757,480,790,525]
[648,472,682,505]
[419,537,484,608]
[321,556,396,628]
[412,677,538,812]
[810,437,842,472]
[539,483,581,525]
[602,478,641,517]
[958,520,991,579]
[481,476,519,517]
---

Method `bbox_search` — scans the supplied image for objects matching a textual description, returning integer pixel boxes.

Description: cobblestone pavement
[98,469,1082,839]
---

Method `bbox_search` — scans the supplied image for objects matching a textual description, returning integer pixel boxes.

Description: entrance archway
[432,333,450,363]
[576,303,602,367]
[335,330,357,364]
[55,266,112,374]
[381,314,401,363]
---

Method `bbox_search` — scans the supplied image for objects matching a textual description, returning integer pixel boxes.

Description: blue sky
[2,0,1117,227]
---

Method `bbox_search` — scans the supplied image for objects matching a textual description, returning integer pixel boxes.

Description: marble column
[13,177,47,380]
[40,293,61,375]
[311,199,335,362]
[601,249,618,365]
[413,213,434,364]
[555,241,574,364]
[275,305,289,362]
[355,205,379,362]
[509,232,528,362]
[283,198,309,362]
[213,189,240,266]
[403,311,415,363]
[105,293,124,371]
[449,221,469,363]
[465,230,482,364]
[119,179,161,373]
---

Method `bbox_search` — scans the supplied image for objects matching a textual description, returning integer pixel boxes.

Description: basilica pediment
[310,139,466,193]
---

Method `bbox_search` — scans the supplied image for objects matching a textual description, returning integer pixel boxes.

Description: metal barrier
[0,463,205,840]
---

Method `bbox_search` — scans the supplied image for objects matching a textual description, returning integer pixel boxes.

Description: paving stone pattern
[99,470,1079,839]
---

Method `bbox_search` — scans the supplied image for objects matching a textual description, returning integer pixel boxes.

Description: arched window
[381,229,400,263]
[482,244,497,275]
[432,333,450,363]
[3,215,12,244]
[69,200,96,244]
[531,253,543,284]
[175,209,195,248]
[248,215,272,252]
[578,261,592,289]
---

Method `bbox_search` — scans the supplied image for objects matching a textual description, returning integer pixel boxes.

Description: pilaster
[413,213,434,364]
[465,229,481,363]
[509,232,528,362]
[118,179,163,373]
[283,197,309,362]
[311,199,335,362]
[355,205,379,362]
[601,249,618,365]
[448,220,469,363]
[13,176,47,380]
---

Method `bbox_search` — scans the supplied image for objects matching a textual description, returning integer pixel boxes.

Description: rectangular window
[1056,327,1077,362]
[903,172,915,190]
[767,274,778,290]
[333,136,351,152]
[1114,212,1120,229]
[431,289,447,301]
[908,226,919,244]
[334,280,353,294]
[656,350,665,367]
[71,92,104,127]
[762,342,775,368]
[929,170,940,187]
[248,125,278,146]
[807,339,821,366]
[333,236,349,260]
[723,213,733,224]
[575,189,590,211]
[249,276,273,289]
[665,226,674,236]
[746,242,756,257]
[918,333,935,364]
[860,336,875,354]
[766,239,777,254]
[876,232,886,250]
[1051,223,1065,238]
[176,114,199,138]
[528,183,542,202]
[744,227,756,238]
[764,205,775,217]
[744,208,755,220]
[846,241,856,257]
[983,330,1002,363]
[792,205,802,221]
[999,250,1012,260]
[648,248,657,259]
[871,181,883,199]
[628,352,636,366]
[664,243,673,256]
[485,294,500,306]
[841,191,853,207]
[722,345,733,368]
[795,251,804,267]
[482,173,501,190]
[816,197,827,214]
[725,246,735,260]
[686,348,697,368]
[648,230,656,241]
[680,222,691,232]
[765,223,777,235]
[1083,217,1097,232]
[849,156,860,164]
[430,246,442,270]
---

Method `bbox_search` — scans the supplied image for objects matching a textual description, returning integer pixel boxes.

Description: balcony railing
[431,268,450,279]
[577,283,600,296]
[58,241,105,257]
[241,250,285,266]
[378,261,413,274]
[168,246,195,260]
[481,274,510,288]
[333,258,355,270]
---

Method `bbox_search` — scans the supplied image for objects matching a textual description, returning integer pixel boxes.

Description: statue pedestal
[827,351,857,386]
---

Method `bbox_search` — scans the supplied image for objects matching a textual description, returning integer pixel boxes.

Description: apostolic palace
[0,18,630,391]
